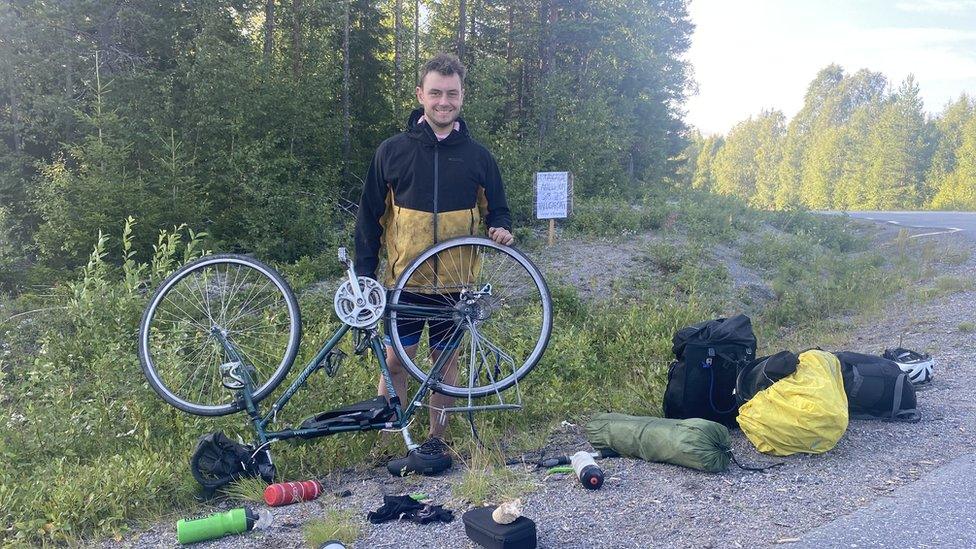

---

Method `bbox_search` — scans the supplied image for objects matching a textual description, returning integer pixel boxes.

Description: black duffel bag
[834,351,919,422]
[663,314,757,427]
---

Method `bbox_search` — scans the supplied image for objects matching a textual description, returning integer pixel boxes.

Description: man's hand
[488,227,515,245]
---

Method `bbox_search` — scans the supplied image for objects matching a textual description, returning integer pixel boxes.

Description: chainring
[333,276,386,327]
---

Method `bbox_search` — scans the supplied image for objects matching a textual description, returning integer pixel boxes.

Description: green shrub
[670,189,761,243]
[639,242,687,274]
[768,210,866,253]
[277,252,346,291]
[566,197,644,237]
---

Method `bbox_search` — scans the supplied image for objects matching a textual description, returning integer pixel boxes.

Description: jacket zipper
[432,143,440,288]
[433,143,439,243]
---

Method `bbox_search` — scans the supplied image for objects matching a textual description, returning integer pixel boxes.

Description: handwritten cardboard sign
[535,171,573,219]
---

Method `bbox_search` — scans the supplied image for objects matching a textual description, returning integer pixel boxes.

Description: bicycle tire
[388,237,552,398]
[138,254,302,416]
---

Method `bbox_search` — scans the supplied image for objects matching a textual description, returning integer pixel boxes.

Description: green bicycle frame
[213,302,463,446]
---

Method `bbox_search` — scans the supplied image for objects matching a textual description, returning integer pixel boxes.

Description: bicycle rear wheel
[388,237,552,398]
[138,254,301,416]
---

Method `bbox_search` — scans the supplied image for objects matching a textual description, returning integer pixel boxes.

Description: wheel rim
[390,239,551,397]
[141,258,298,412]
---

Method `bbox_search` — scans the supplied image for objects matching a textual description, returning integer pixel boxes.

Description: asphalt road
[798,453,976,548]
[841,211,976,238]
[801,211,976,548]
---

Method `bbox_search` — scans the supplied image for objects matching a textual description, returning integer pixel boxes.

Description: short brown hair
[418,53,466,87]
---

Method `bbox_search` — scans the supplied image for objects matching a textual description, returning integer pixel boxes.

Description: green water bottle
[177,506,271,544]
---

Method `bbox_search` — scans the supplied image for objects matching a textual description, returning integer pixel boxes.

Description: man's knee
[384,346,411,379]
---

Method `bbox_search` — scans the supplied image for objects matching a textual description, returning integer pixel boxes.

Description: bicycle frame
[215,301,462,449]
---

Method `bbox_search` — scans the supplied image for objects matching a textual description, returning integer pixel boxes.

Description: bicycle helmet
[882,347,934,384]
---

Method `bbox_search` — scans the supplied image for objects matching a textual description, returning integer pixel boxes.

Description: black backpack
[833,351,919,422]
[663,315,757,427]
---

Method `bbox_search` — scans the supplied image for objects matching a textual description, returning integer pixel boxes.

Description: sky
[685,0,976,135]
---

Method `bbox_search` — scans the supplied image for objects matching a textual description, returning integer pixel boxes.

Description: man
[354,53,514,475]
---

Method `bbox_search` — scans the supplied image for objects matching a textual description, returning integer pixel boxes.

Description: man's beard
[427,107,459,129]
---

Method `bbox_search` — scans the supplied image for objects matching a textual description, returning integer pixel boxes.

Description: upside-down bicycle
[137,236,553,487]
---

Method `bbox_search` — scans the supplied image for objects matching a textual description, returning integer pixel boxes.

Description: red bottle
[264,480,323,507]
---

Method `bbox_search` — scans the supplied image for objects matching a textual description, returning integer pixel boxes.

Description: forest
[0,0,693,288]
[683,65,976,212]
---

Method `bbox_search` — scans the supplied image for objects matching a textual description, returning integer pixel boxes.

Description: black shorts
[385,291,462,351]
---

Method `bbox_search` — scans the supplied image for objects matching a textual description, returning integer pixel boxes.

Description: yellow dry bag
[737,349,848,456]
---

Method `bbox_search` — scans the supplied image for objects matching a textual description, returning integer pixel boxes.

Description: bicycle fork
[212,328,270,445]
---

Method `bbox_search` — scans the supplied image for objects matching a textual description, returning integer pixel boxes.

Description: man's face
[416,71,464,132]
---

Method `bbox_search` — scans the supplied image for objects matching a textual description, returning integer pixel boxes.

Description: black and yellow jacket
[354,108,511,286]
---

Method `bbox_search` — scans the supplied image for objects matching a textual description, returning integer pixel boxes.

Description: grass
[303,509,361,548]
[941,246,972,266]
[958,322,975,333]
[934,275,976,294]
[222,477,269,503]
[0,194,939,545]
[906,275,976,302]
[452,444,536,506]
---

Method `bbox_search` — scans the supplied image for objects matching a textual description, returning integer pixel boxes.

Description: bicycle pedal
[353,330,371,356]
[219,361,245,390]
[319,348,346,377]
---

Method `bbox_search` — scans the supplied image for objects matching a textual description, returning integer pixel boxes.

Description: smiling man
[354,53,513,476]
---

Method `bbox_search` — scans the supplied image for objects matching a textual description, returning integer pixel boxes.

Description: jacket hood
[406,107,470,145]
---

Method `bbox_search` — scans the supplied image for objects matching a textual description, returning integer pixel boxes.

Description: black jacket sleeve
[354,143,388,279]
[482,151,512,232]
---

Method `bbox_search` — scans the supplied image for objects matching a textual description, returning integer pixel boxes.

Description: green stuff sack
[585,413,731,473]
[737,349,849,456]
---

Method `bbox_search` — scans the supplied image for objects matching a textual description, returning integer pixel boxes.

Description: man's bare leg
[379,342,456,474]
[379,344,459,440]
[428,347,460,439]
[378,343,416,405]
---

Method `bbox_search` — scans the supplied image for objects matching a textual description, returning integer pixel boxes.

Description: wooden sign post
[534,171,573,246]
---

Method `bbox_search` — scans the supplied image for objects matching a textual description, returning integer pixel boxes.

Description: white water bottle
[570,451,605,490]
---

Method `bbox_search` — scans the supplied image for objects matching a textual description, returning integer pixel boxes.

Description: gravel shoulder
[104,226,976,549]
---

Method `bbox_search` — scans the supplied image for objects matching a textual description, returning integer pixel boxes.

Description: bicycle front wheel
[138,254,301,416]
[388,237,552,398]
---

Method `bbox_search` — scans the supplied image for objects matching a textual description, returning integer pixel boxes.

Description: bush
[565,197,643,237]
[664,189,761,243]
[0,205,27,291]
[0,219,214,543]
[767,210,867,253]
